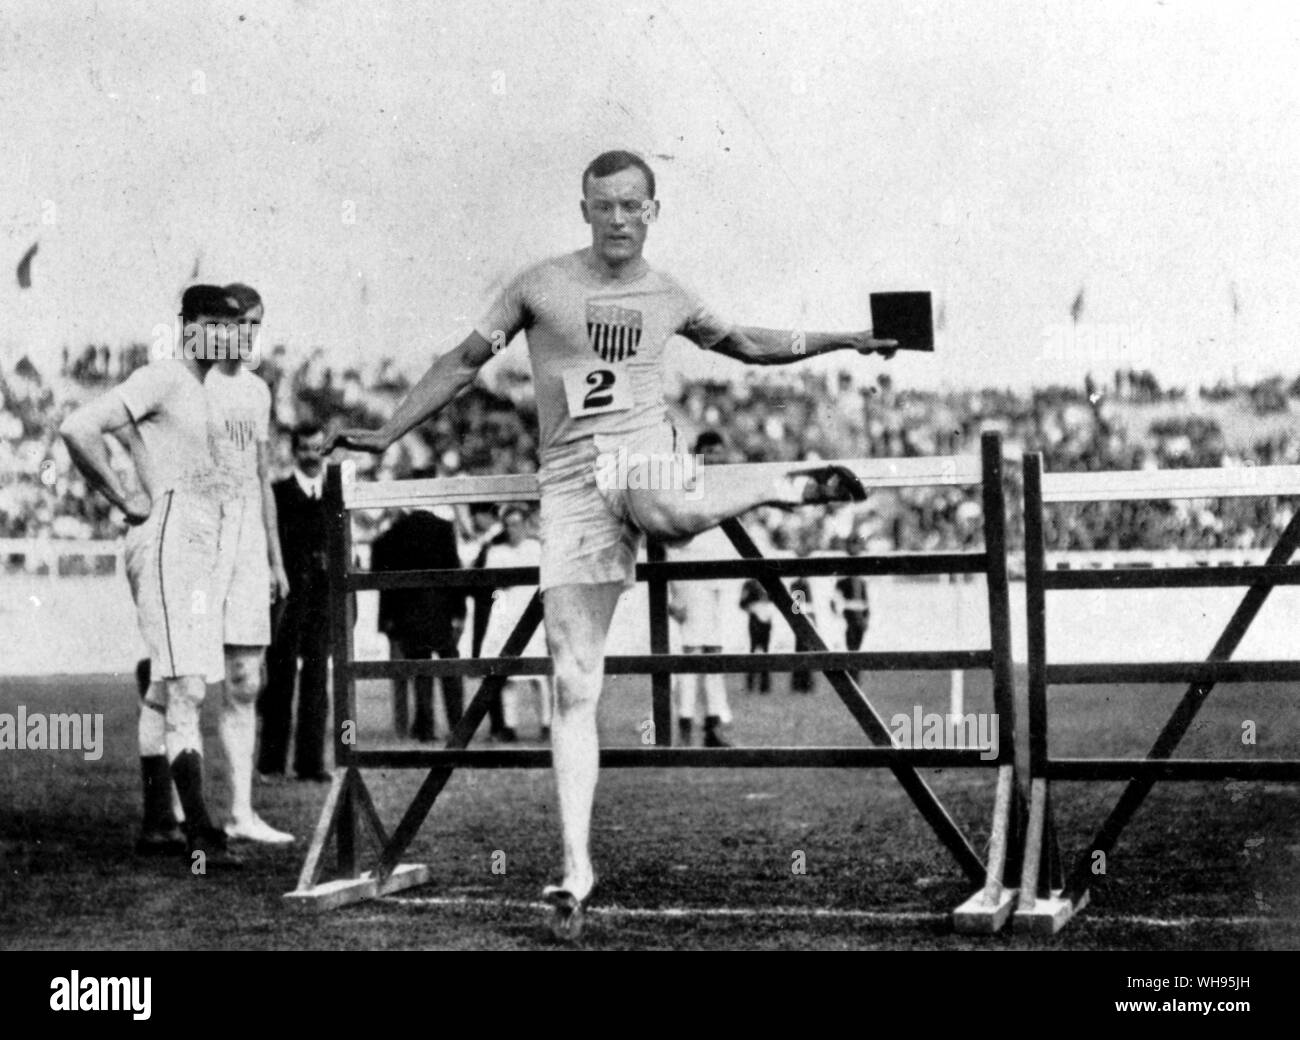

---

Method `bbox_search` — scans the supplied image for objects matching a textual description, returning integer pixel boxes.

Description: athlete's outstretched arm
[702,326,896,366]
[327,331,497,454]
[59,396,151,524]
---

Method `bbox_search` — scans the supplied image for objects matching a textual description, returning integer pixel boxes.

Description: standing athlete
[330,150,895,936]
[480,506,553,742]
[204,283,294,844]
[668,432,737,748]
[60,284,244,867]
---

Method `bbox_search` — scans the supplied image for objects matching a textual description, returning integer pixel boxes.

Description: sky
[2,0,1298,390]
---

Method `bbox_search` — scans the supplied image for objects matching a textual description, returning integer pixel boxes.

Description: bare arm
[703,326,897,367]
[328,332,497,454]
[257,440,291,599]
[59,397,151,524]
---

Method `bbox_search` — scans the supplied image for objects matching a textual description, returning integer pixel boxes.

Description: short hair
[291,421,324,449]
[582,150,656,199]
[180,284,240,324]
[694,430,725,454]
[224,282,263,315]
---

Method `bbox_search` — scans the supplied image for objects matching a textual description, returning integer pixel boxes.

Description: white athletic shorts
[124,490,231,684]
[537,422,686,593]
[220,494,271,647]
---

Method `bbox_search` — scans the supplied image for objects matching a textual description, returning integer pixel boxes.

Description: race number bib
[561,365,633,418]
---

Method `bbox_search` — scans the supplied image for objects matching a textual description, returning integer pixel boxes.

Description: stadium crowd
[3,343,1299,556]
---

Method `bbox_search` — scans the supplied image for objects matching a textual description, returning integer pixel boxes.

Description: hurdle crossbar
[1015,453,1300,935]
[288,433,1022,933]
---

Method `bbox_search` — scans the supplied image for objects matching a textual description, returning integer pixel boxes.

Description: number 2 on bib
[562,366,632,418]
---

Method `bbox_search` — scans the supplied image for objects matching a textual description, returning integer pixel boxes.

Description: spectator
[260,422,332,782]
[371,478,467,742]
[830,535,870,686]
[739,578,774,694]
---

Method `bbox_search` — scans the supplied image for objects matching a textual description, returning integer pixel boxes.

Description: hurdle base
[284,864,431,911]
[1011,889,1089,936]
[952,887,1017,934]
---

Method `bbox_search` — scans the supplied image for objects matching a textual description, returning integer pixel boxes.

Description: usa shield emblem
[586,303,643,362]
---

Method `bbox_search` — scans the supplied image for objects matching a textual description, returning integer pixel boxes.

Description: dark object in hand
[869,292,934,352]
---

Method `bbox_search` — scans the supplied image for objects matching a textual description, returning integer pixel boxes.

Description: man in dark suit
[259,422,332,781]
[739,578,773,694]
[371,479,467,741]
[466,504,509,739]
[832,536,870,687]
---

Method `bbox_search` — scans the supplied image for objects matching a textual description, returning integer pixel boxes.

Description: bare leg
[543,581,623,900]
[218,647,261,825]
[220,646,293,842]
[626,462,857,543]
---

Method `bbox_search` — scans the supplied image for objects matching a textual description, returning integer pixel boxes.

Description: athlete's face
[184,312,228,371]
[581,167,658,268]
[227,303,263,371]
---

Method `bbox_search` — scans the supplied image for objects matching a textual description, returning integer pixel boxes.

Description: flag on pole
[16,241,38,288]
[1069,285,1085,324]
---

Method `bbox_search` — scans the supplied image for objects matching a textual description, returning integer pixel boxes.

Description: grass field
[2,668,1298,950]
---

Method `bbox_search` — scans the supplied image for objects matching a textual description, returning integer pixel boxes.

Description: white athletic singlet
[109,359,224,501]
[475,250,732,464]
[205,365,271,499]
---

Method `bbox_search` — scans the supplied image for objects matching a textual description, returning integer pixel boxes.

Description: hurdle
[1016,455,1300,934]
[287,432,1022,932]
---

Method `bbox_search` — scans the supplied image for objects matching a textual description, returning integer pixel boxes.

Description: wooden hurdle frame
[1016,454,1300,933]
[287,431,1022,932]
